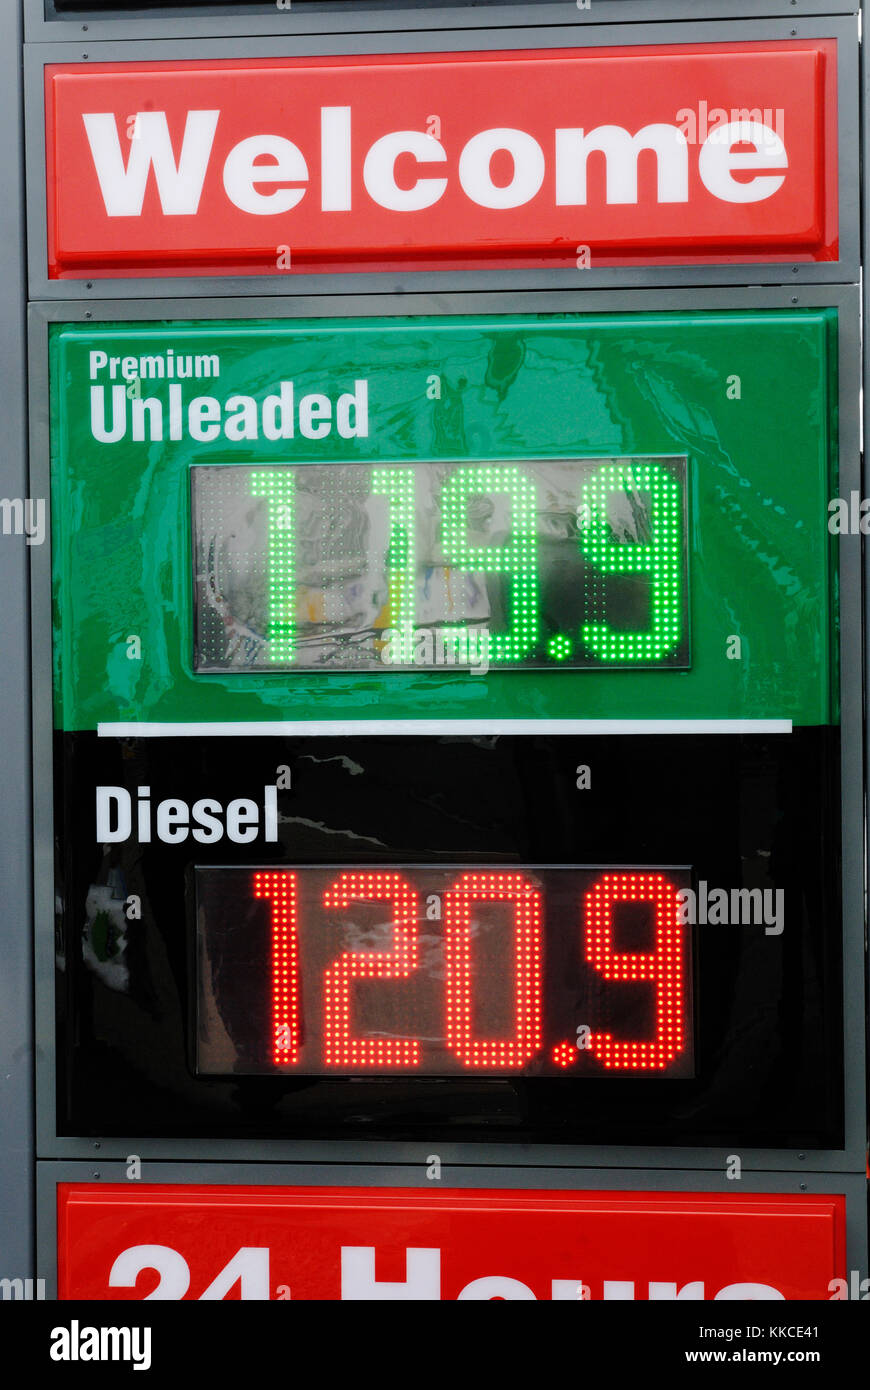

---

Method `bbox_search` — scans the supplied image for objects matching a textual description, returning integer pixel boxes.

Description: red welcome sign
[57,1185,846,1300]
[45,41,837,278]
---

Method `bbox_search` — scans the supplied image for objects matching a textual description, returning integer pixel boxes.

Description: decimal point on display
[548,635,574,662]
[552,1042,578,1068]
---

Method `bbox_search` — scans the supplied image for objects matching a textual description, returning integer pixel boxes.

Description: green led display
[373,466,416,668]
[579,461,683,663]
[250,470,296,664]
[440,465,540,665]
[191,458,688,674]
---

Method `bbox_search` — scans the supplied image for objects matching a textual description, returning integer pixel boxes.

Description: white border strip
[98,719,793,738]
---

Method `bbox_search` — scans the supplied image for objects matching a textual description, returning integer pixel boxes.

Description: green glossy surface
[50,311,837,730]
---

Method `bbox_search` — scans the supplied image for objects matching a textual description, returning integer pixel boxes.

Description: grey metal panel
[27,2,861,47]
[0,0,34,1288]
[28,305,56,1176]
[861,0,870,1253]
[22,15,860,297]
[29,283,865,1177]
[835,283,868,1177]
[35,1161,867,1302]
[30,1135,869,1173]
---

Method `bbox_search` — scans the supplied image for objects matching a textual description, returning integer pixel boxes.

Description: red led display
[195,865,693,1078]
[323,871,420,1069]
[585,873,685,1071]
[444,872,543,1070]
[253,871,300,1067]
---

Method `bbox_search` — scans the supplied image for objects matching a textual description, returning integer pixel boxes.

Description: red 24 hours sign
[57,1186,845,1300]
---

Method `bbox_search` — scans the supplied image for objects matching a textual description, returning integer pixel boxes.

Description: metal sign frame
[17,2,867,1298]
[0,0,32,1294]
[27,1,861,45]
[36,1161,866,1301]
[23,16,861,296]
[29,283,865,1182]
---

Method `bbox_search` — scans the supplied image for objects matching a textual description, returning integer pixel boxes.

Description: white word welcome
[83,109,789,219]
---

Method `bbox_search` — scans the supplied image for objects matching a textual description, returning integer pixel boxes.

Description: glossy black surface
[55,730,843,1147]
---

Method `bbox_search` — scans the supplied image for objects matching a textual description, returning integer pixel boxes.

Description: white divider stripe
[97,719,793,738]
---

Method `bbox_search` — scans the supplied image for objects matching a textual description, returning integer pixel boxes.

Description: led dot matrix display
[191,457,689,673]
[196,865,694,1078]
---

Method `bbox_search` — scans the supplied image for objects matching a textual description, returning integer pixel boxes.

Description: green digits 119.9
[577,460,683,662]
[439,464,540,664]
[245,458,683,670]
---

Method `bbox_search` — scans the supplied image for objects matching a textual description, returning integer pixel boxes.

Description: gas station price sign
[191,458,689,673]
[50,311,837,731]
[195,865,694,1078]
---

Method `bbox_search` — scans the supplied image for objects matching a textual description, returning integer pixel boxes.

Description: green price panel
[49,311,836,730]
